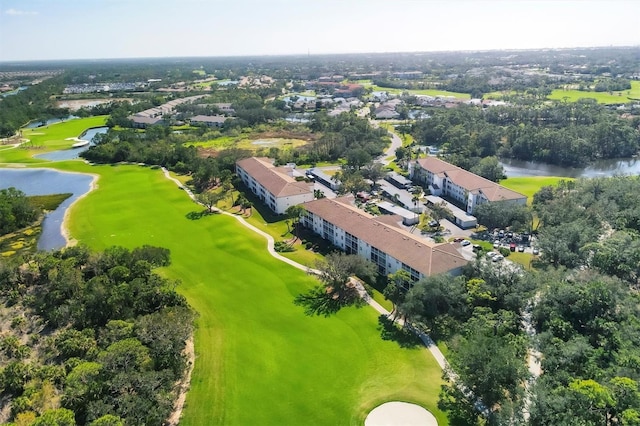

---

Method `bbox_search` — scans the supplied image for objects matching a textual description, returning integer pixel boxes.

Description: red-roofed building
[302,196,468,282]
[236,157,314,214]
[411,157,527,214]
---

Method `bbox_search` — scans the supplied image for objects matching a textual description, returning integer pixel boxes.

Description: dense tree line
[411,101,640,167]
[395,175,640,424]
[299,112,389,164]
[0,245,194,425]
[530,271,640,425]
[534,176,640,285]
[394,260,534,424]
[80,127,251,191]
[0,188,41,236]
[0,77,68,137]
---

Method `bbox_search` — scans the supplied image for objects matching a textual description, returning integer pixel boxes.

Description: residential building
[236,157,314,214]
[127,95,205,129]
[410,157,527,214]
[302,196,468,283]
[190,115,228,128]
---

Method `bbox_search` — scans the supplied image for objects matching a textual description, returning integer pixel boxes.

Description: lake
[501,157,640,178]
[35,127,109,161]
[0,168,93,250]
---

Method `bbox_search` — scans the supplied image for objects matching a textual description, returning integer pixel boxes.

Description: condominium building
[410,157,527,214]
[302,197,468,284]
[236,157,314,214]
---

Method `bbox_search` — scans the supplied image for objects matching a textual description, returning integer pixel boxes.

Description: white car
[461,240,471,246]
[493,254,504,262]
[493,240,500,249]
[486,252,497,259]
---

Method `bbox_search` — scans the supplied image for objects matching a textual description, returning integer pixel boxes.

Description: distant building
[190,115,228,128]
[130,115,163,129]
[302,196,468,282]
[410,157,526,214]
[392,71,423,79]
[127,95,205,129]
[236,157,314,214]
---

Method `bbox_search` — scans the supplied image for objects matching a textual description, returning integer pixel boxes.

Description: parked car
[487,252,497,259]
[518,245,525,252]
[461,240,471,246]
[509,242,516,252]
[493,240,500,249]
[472,244,482,251]
[428,220,439,227]
[493,254,504,262]
[532,247,540,255]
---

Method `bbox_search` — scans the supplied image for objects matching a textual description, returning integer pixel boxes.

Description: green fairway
[501,176,573,203]
[0,116,108,164]
[55,162,448,425]
[357,80,470,99]
[548,81,640,104]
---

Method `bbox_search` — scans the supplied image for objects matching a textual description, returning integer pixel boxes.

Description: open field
[356,80,470,99]
[501,176,573,204]
[53,161,449,425]
[548,81,640,104]
[0,116,108,164]
[189,137,310,152]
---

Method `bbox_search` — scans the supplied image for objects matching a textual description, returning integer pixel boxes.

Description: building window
[345,232,358,255]
[370,246,387,274]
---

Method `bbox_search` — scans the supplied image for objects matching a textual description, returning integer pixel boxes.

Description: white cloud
[5,8,38,16]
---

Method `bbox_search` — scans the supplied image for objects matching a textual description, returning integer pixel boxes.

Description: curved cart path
[161,168,452,421]
[162,168,449,368]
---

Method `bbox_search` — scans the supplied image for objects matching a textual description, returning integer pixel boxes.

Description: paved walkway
[161,167,448,370]
[379,128,403,166]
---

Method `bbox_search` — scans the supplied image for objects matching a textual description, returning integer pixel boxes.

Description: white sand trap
[365,402,437,426]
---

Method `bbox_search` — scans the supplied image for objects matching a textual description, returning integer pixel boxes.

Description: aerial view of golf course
[4,30,640,425]
[1,117,447,425]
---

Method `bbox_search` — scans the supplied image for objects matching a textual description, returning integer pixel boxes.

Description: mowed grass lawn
[501,176,573,204]
[57,162,448,425]
[0,116,108,164]
[548,81,640,104]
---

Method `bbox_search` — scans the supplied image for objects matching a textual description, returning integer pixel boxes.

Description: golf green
[59,162,448,425]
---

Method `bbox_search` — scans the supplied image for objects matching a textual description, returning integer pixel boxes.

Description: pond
[501,157,640,178]
[0,168,93,251]
[25,115,79,128]
[35,127,109,161]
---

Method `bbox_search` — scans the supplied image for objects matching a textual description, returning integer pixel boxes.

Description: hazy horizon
[1,0,639,62]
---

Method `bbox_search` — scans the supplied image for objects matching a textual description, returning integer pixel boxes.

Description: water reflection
[0,168,93,250]
[501,157,640,178]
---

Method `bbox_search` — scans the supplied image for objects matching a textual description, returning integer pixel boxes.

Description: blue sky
[1,0,639,61]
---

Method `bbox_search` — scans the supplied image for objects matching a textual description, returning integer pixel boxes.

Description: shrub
[274,241,295,253]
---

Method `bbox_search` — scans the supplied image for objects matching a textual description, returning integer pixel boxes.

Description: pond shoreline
[0,167,97,250]
[59,169,99,247]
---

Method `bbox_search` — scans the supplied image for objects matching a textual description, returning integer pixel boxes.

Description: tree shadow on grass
[185,209,218,220]
[377,315,422,348]
[294,285,364,317]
